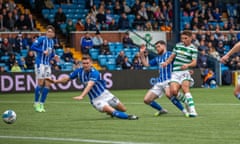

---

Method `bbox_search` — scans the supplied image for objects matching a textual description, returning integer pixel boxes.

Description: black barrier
[0,69,202,93]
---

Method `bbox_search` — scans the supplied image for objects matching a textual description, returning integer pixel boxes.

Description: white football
[2,110,17,124]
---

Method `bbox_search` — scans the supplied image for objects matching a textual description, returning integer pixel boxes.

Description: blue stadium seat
[42,9,49,19]
[20,49,28,57]
[107,55,116,64]
[106,61,116,70]
[89,48,100,60]
[98,55,107,66]
[62,62,73,71]
[1,55,9,62]
[55,49,64,56]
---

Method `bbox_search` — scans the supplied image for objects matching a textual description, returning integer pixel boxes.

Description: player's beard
[157,49,164,55]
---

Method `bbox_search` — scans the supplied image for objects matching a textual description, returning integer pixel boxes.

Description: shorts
[150,80,169,98]
[171,71,194,87]
[35,64,52,79]
[92,90,120,112]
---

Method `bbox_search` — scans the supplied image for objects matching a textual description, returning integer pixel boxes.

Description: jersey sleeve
[192,48,198,60]
[149,58,157,66]
[69,69,81,80]
[89,69,100,82]
[31,37,43,53]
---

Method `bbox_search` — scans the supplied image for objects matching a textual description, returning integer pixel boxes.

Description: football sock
[149,101,163,111]
[40,87,49,103]
[176,92,188,104]
[236,93,240,100]
[34,85,42,103]
[112,110,129,119]
[170,96,184,111]
[185,92,195,107]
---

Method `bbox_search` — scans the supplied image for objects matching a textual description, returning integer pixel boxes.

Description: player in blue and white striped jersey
[31,25,59,112]
[47,55,138,120]
[140,41,189,117]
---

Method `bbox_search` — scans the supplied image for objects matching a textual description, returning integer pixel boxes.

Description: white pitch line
[0,135,158,144]
[0,101,240,106]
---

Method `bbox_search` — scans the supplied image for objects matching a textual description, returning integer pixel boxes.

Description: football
[2,110,17,124]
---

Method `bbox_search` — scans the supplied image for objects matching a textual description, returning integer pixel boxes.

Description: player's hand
[73,96,84,100]
[220,55,229,64]
[181,64,188,70]
[45,78,55,83]
[44,50,49,55]
[161,62,168,67]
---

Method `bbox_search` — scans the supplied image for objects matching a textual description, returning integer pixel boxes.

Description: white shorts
[150,80,169,98]
[35,64,52,79]
[171,71,194,87]
[92,90,120,112]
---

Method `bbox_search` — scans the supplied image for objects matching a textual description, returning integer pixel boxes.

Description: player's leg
[182,80,197,117]
[39,66,52,112]
[169,82,189,117]
[144,83,167,116]
[97,90,138,120]
[34,64,44,112]
[234,84,240,100]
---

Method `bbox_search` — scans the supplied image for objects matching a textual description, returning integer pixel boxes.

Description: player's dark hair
[155,40,166,45]
[181,30,192,37]
[82,54,92,60]
[46,25,55,33]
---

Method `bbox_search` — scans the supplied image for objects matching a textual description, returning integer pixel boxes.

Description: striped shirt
[69,67,106,102]
[31,36,55,67]
[149,51,172,82]
[172,42,198,71]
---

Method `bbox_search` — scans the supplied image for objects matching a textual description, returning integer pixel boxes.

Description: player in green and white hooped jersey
[162,30,198,117]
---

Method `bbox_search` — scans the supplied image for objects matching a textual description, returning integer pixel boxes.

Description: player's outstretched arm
[45,76,70,84]
[73,81,95,100]
[221,42,240,64]
[162,54,176,67]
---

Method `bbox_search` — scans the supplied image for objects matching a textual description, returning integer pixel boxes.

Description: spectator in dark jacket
[80,32,93,54]
[25,51,35,70]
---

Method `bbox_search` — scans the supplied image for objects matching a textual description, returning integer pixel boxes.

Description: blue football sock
[112,110,129,119]
[34,86,42,103]
[170,96,184,111]
[40,87,49,103]
[149,101,163,111]
[236,93,240,100]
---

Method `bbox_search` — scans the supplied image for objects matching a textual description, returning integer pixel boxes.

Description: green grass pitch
[0,86,240,144]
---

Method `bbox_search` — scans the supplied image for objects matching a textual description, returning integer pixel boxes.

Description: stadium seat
[106,61,116,70]
[0,55,9,62]
[89,48,100,60]
[55,49,64,56]
[107,55,116,64]
[20,49,28,57]
[98,55,107,66]
[41,9,49,19]
[62,62,73,71]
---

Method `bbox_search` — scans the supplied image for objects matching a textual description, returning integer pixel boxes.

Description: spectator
[197,50,208,69]
[15,14,29,31]
[116,50,125,66]
[84,18,96,31]
[80,32,93,54]
[132,57,142,70]
[100,39,110,55]
[108,19,118,30]
[25,50,35,70]
[73,59,81,70]
[122,32,138,48]
[13,33,24,53]
[0,14,6,31]
[44,0,54,9]
[215,40,225,57]
[11,60,22,72]
[131,0,141,15]
[202,68,216,88]
[113,1,123,15]
[105,9,113,25]
[118,12,130,30]
[54,7,66,27]
[208,41,220,60]
[1,38,13,56]
[4,11,15,31]
[92,31,103,49]
[0,66,7,72]
[96,7,106,25]
[132,14,144,30]
[27,14,37,31]
[122,0,131,14]
[75,18,85,31]
[122,56,132,69]
[61,47,73,62]
[66,19,76,42]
